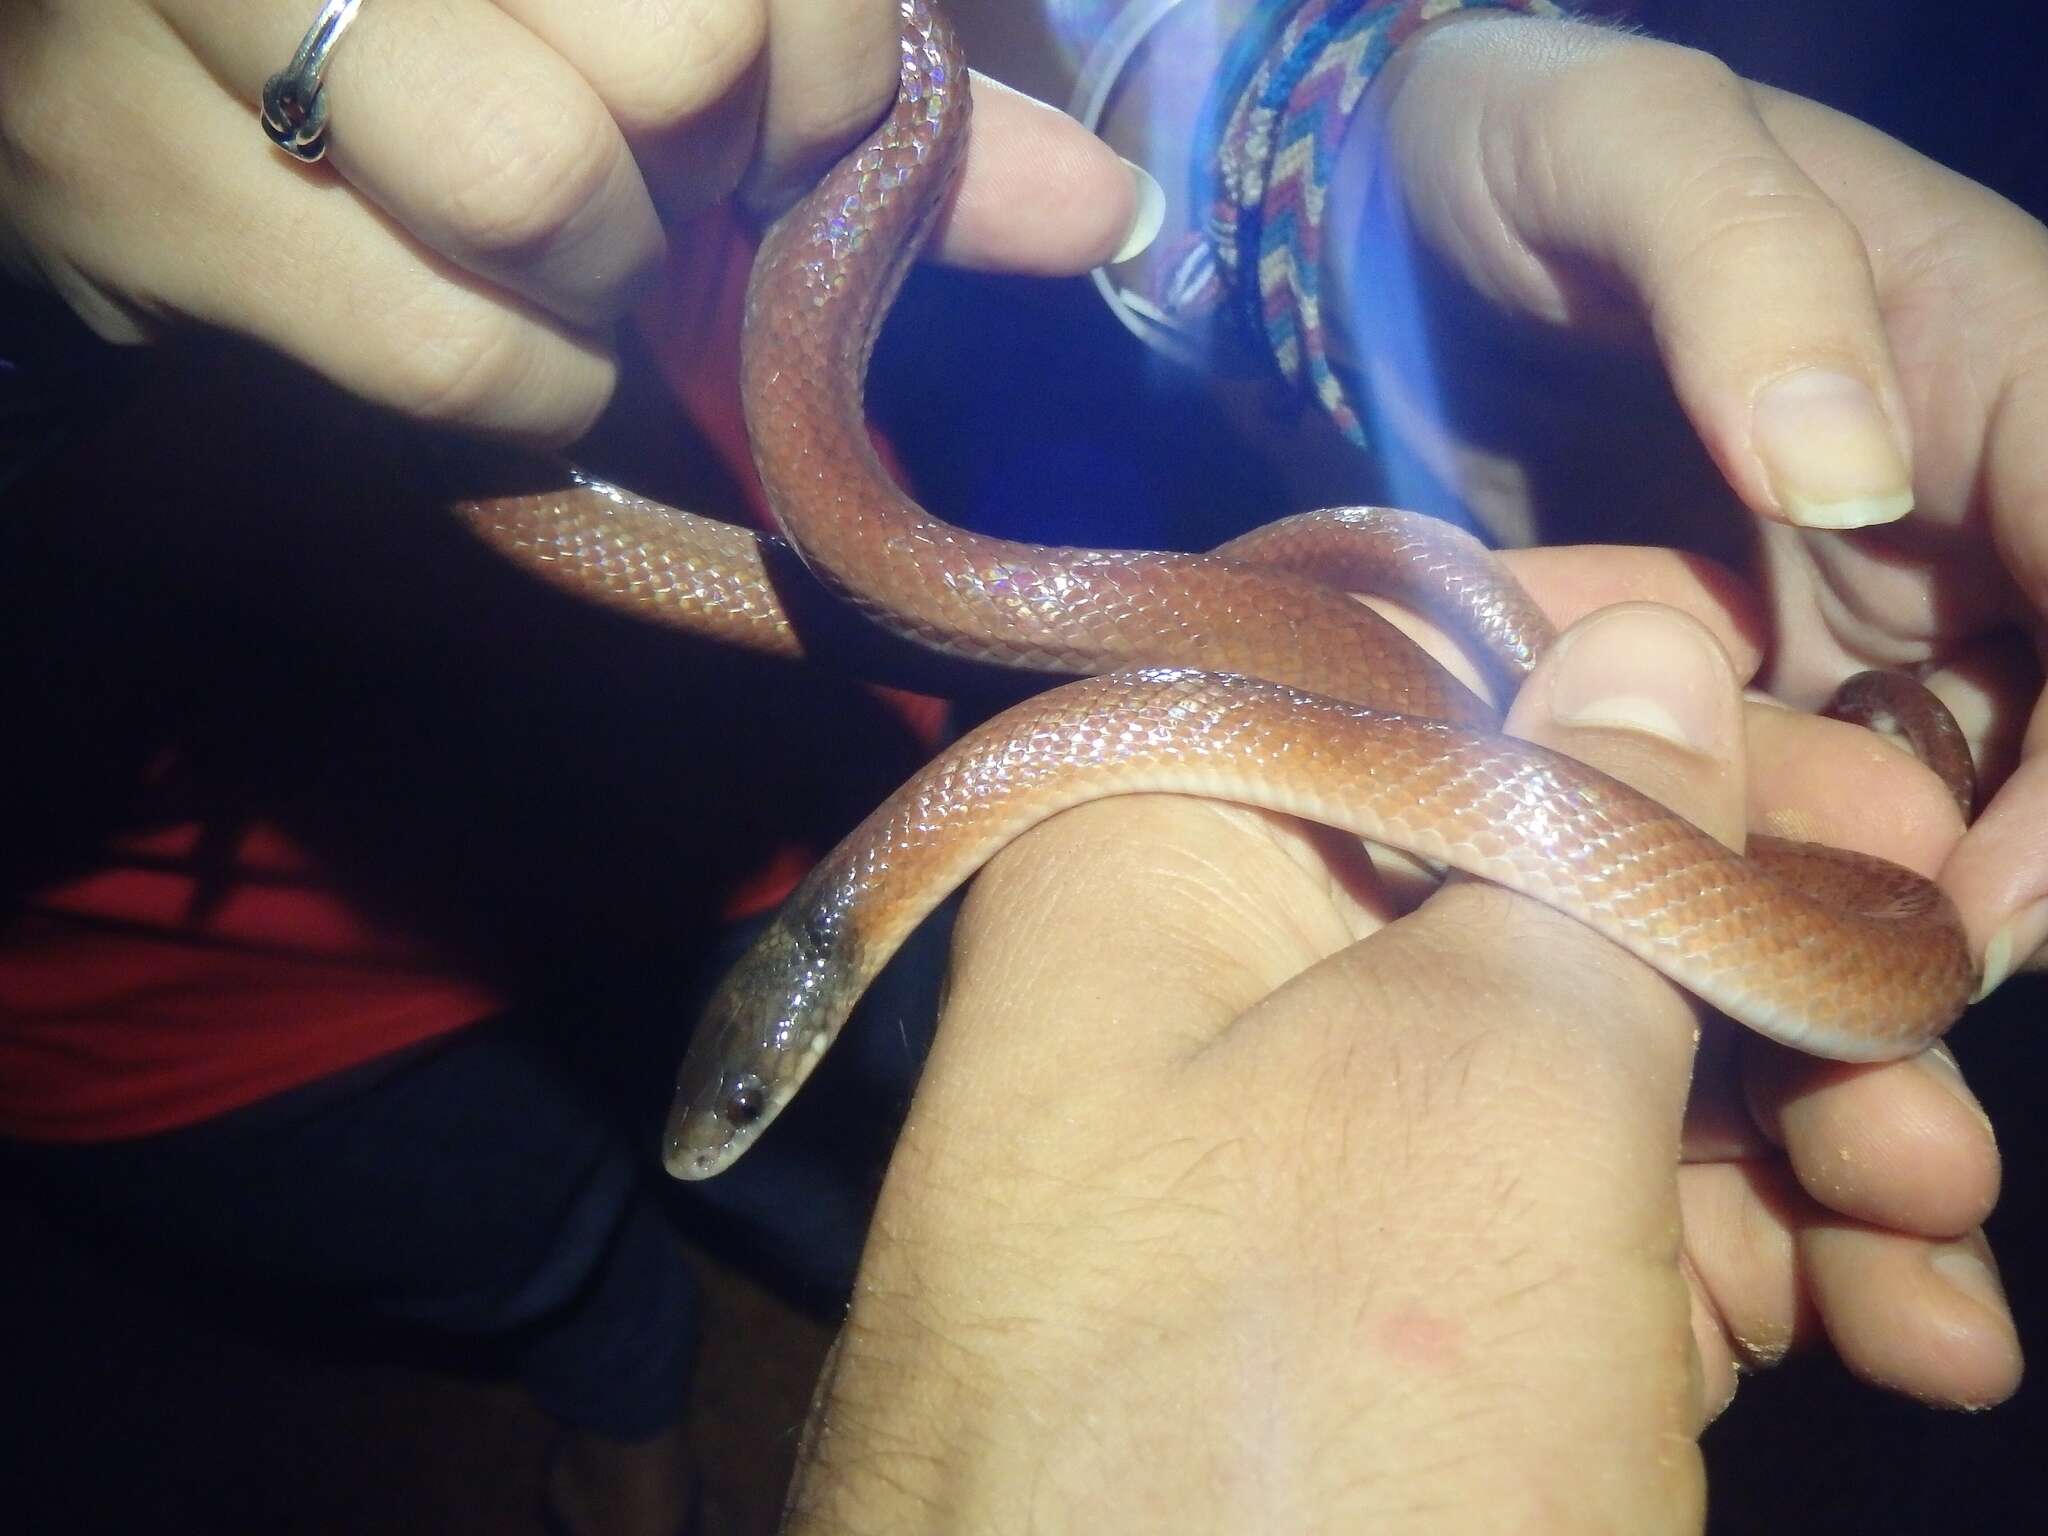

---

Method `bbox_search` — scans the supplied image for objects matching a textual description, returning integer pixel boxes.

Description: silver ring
[261,0,367,162]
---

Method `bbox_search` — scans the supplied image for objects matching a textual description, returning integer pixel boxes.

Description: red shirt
[0,822,500,1141]
[0,209,940,1144]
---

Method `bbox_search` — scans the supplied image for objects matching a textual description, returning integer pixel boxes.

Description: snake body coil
[456,1,1977,1181]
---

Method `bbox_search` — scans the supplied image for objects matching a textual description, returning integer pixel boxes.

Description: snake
[455,0,1978,1181]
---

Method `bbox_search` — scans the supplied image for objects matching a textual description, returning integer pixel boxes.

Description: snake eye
[721,1074,768,1127]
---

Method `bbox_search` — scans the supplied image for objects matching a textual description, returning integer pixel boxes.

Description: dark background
[4,1,2045,1531]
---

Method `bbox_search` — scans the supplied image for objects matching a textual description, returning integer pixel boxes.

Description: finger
[1674,1160,1815,1374]
[162,0,664,332]
[1498,544,1767,678]
[1673,1160,2021,1410]
[1940,332,2048,984]
[1944,746,2048,992]
[1741,1042,1999,1238]
[1937,609,2048,986]
[1396,22,1917,530]
[1542,47,1916,531]
[1679,689,1965,1168]
[737,0,902,212]
[1680,1250,1743,1429]
[1731,700,1995,1237]
[497,0,770,222]
[1801,1224,2022,1409]
[66,20,612,441]
[1978,279,2048,618]
[1353,544,1767,711]
[1741,696,1964,878]
[731,6,1151,274]
[933,76,1152,275]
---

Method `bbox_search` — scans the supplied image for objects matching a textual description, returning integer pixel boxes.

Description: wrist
[796,1093,1708,1536]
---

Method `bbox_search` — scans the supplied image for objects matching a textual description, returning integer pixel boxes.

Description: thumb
[1352,600,1751,1157]
[1320,600,1750,1199]
[1505,602,1750,851]
[932,76,1158,276]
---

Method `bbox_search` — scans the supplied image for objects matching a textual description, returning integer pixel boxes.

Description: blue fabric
[5,1016,699,1440]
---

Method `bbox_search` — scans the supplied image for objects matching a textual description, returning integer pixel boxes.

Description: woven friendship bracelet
[1167,0,1568,446]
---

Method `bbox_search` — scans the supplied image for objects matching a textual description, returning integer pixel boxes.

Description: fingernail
[1921,1041,1967,1086]
[1751,369,1914,529]
[1973,896,2048,1001]
[1112,160,1166,264]
[1920,1043,1997,1142]
[1546,607,1733,752]
[1932,1246,2007,1315]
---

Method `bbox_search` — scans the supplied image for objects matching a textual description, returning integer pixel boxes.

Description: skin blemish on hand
[1372,1303,1468,1371]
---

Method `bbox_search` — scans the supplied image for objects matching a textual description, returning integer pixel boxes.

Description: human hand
[782,551,2017,1534]
[1343,15,2048,992]
[0,0,1142,443]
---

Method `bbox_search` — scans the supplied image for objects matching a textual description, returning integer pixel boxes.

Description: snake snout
[664,893,860,1177]
[663,1065,767,1180]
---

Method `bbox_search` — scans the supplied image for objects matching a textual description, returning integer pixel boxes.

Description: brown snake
[456,0,1977,1180]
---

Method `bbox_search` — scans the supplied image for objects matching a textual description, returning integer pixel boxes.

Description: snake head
[663,894,858,1180]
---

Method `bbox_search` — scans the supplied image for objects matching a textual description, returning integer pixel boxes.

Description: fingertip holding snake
[448,1,1979,1183]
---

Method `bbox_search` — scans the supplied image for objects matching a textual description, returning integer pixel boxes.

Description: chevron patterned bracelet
[1166,0,1568,447]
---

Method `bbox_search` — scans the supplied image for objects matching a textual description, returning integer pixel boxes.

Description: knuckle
[438,83,624,262]
[0,35,98,195]
[381,303,540,427]
[0,31,167,342]
[1644,40,1746,102]
[1540,38,1742,144]
[780,76,895,164]
[1920,200,2048,340]
[1601,38,1746,118]
[592,0,768,134]
[771,15,901,149]
[1665,166,1862,285]
[1547,44,1868,284]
